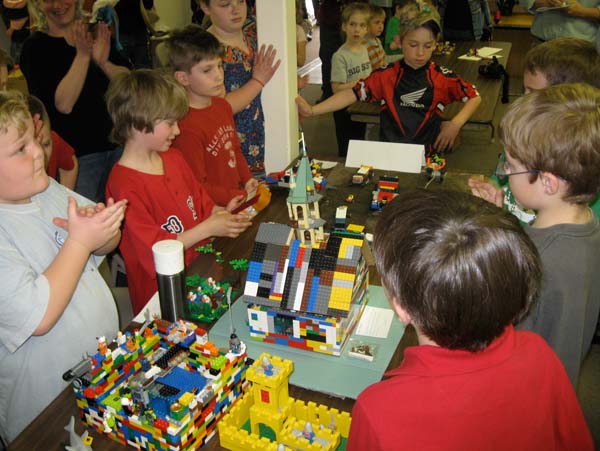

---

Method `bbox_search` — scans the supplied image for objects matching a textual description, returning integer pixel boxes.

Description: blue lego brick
[274,337,289,346]
[247,261,262,283]
[307,275,320,312]
[156,366,207,401]
[288,240,300,268]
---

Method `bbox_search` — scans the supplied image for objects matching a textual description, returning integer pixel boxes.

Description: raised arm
[225,44,281,114]
[295,88,357,117]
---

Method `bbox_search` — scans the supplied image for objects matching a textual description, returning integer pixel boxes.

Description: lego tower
[286,135,325,244]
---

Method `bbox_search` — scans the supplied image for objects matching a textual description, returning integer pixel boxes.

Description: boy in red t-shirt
[167,25,259,207]
[27,95,78,190]
[105,70,252,314]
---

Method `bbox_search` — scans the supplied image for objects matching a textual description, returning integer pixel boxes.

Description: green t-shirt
[384,16,402,55]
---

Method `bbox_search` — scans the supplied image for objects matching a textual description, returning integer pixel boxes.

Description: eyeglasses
[495,159,539,183]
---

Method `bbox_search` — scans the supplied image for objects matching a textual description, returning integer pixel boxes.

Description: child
[199,0,281,174]
[365,4,387,70]
[384,0,409,56]
[296,0,480,157]
[167,25,258,208]
[0,90,126,443]
[27,95,79,190]
[331,2,372,157]
[347,189,593,450]
[105,69,252,315]
[469,37,600,224]
[472,83,600,388]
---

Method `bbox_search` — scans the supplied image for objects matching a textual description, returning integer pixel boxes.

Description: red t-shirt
[348,326,593,451]
[105,148,215,314]
[47,131,75,179]
[173,96,253,207]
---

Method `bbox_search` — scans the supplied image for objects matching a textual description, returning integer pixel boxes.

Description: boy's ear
[539,172,561,196]
[199,0,210,16]
[174,70,189,87]
[389,296,412,325]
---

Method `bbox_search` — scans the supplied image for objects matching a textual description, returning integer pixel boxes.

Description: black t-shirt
[20,32,130,157]
[443,0,473,30]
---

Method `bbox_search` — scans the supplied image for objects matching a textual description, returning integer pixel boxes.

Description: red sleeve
[51,131,75,170]
[438,67,479,104]
[352,64,396,103]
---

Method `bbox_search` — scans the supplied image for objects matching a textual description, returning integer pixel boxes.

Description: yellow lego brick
[333,271,355,282]
[178,392,194,407]
[346,224,365,233]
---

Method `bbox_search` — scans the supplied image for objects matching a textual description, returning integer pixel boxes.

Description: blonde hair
[28,0,84,33]
[499,83,600,204]
[341,2,371,24]
[0,90,31,137]
[368,4,386,24]
[106,69,189,145]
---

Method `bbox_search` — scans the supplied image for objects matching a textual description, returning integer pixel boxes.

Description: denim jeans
[75,147,123,203]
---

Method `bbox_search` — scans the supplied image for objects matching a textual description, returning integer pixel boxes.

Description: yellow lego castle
[218,353,351,451]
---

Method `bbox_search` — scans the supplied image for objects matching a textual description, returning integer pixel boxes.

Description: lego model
[425,154,446,183]
[184,274,233,323]
[334,206,348,229]
[64,318,249,451]
[240,223,369,356]
[218,353,351,451]
[434,41,456,56]
[370,176,399,211]
[65,416,94,451]
[351,165,373,186]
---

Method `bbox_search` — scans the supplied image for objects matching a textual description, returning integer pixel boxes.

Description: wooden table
[9,165,482,451]
[347,41,512,138]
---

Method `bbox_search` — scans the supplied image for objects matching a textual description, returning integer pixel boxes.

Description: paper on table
[535,4,567,12]
[355,305,395,338]
[458,46,503,61]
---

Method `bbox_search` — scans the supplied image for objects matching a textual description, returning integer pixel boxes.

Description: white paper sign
[346,139,424,173]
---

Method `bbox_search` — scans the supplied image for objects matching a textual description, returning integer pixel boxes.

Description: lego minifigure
[261,356,274,376]
[302,422,315,444]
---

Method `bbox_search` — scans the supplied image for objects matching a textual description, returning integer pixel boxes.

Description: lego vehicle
[352,165,373,185]
[370,176,399,211]
[425,154,447,183]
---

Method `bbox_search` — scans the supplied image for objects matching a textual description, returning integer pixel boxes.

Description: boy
[296,0,480,156]
[469,37,600,224]
[365,4,386,70]
[0,90,127,443]
[167,25,258,207]
[27,95,79,190]
[383,0,407,56]
[473,83,600,388]
[331,2,372,157]
[347,189,593,450]
[105,69,252,315]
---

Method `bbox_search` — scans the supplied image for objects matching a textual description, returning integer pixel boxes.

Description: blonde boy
[0,91,126,442]
[477,83,600,388]
[105,69,252,315]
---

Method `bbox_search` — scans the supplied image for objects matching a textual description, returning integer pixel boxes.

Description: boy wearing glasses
[472,83,600,389]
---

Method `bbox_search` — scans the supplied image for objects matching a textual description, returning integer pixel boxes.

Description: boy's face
[523,70,549,94]
[143,119,180,153]
[0,118,49,204]
[200,0,247,34]
[342,12,369,45]
[401,27,436,70]
[504,150,540,210]
[369,14,385,37]
[180,57,225,100]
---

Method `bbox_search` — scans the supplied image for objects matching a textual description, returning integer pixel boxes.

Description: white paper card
[133,292,161,323]
[356,306,395,338]
[346,139,424,173]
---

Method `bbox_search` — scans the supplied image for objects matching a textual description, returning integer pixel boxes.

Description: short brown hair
[499,83,600,204]
[374,189,541,352]
[0,90,30,137]
[166,24,224,73]
[368,4,386,23]
[524,37,600,88]
[341,2,371,24]
[106,69,188,145]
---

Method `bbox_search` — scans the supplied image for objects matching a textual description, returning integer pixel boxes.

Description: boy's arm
[434,95,481,151]
[36,197,126,335]
[296,89,358,117]
[225,44,281,114]
[58,156,78,191]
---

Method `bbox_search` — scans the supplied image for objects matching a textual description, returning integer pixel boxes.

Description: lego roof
[240,223,367,318]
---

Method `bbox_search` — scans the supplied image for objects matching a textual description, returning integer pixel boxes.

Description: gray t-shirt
[518,212,600,388]
[0,179,118,442]
[331,44,372,85]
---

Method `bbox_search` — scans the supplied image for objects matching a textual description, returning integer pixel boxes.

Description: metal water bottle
[152,240,185,322]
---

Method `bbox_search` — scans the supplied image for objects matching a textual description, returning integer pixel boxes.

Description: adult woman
[21,0,129,201]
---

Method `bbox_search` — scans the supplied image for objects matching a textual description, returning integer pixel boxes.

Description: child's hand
[205,210,252,238]
[434,121,461,152]
[295,96,314,117]
[92,23,111,68]
[225,194,246,213]
[252,44,281,86]
[53,197,127,252]
[245,178,259,194]
[468,177,504,208]
[297,74,309,91]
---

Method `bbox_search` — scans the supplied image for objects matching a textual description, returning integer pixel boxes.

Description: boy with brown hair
[167,24,258,207]
[105,69,252,315]
[348,189,592,450]
[365,4,387,70]
[472,83,600,388]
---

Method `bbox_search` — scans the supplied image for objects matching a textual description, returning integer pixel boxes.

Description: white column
[256,0,299,173]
